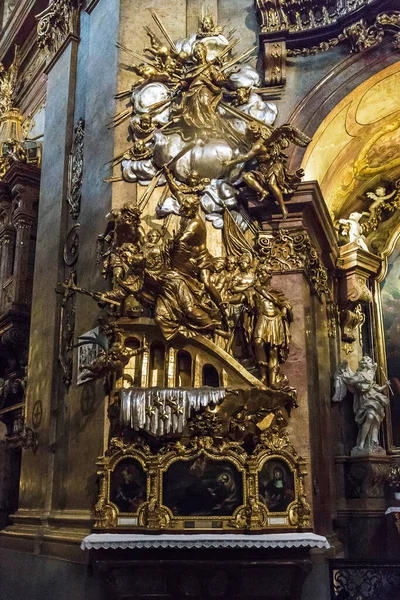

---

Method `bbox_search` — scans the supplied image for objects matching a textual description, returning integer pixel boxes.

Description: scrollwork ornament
[36,0,81,58]
[332,563,400,599]
[57,270,77,387]
[67,118,85,220]
[63,224,80,266]
[287,11,400,57]
[257,229,329,300]
[94,471,117,528]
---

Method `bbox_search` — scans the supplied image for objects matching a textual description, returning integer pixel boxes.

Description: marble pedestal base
[83,533,329,600]
[335,455,391,557]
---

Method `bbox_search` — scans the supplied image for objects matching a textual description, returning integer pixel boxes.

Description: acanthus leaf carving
[257,229,329,300]
[66,118,84,220]
[36,0,81,58]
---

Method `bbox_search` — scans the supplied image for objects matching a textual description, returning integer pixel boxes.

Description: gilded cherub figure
[130,113,156,139]
[144,27,188,80]
[124,139,153,162]
[223,123,310,219]
[164,165,210,195]
[81,333,148,380]
[196,13,224,38]
[333,355,390,454]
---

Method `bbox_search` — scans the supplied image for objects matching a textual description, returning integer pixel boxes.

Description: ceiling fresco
[301,61,400,218]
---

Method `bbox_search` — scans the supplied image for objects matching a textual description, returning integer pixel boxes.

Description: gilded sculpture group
[72,12,311,390]
[95,198,293,390]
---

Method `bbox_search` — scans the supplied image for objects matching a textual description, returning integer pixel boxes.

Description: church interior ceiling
[301,60,400,220]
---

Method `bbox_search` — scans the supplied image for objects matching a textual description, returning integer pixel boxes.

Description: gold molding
[287,12,400,57]
[94,428,310,532]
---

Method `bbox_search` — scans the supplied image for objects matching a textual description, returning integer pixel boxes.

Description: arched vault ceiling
[301,61,400,218]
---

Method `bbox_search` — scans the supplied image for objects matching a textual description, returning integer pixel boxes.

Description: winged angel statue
[333,356,390,454]
[109,10,311,227]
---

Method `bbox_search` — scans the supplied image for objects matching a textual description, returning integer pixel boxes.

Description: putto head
[180,193,200,216]
[257,263,272,284]
[147,229,162,244]
[238,253,252,270]
[193,42,208,63]
[225,255,237,272]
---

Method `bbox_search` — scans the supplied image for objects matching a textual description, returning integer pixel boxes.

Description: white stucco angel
[337,211,368,251]
[365,185,397,220]
[333,356,390,454]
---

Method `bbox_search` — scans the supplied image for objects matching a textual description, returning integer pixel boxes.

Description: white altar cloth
[385,507,400,515]
[81,532,330,551]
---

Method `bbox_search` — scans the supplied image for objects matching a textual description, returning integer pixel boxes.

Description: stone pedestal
[336,243,381,365]
[385,508,400,559]
[335,454,391,558]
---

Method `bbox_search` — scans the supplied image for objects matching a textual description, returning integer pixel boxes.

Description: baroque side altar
[62,9,335,535]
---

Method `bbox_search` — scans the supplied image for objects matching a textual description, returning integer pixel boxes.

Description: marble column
[11,39,79,537]
[57,0,121,518]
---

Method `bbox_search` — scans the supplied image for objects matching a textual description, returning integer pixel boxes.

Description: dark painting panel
[258,458,295,513]
[110,458,146,513]
[163,456,243,517]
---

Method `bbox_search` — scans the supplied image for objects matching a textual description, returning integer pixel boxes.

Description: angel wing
[332,360,353,403]
[366,191,379,202]
[267,124,311,148]
[366,189,396,204]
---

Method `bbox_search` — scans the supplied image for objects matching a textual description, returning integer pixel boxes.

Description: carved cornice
[256,0,377,35]
[256,0,400,75]
[257,228,329,300]
[286,11,400,56]
[36,0,80,62]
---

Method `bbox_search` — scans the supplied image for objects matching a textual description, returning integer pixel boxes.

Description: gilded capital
[36,0,80,58]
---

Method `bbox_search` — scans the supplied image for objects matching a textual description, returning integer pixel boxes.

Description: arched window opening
[176,351,192,387]
[202,364,220,387]
[150,342,165,387]
[124,337,141,387]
